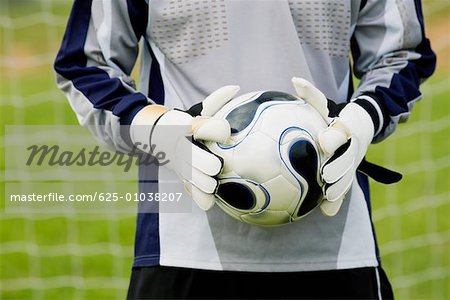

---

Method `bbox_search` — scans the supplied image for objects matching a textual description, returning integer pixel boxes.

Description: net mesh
[0,0,449,299]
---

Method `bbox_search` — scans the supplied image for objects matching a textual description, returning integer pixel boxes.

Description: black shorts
[127,265,394,299]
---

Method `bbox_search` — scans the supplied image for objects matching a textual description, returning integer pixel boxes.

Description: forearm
[351,0,436,142]
[54,0,151,152]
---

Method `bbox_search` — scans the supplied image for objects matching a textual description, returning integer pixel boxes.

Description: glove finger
[177,138,223,176]
[321,139,356,183]
[179,160,218,194]
[192,141,223,176]
[320,196,344,217]
[184,181,215,210]
[201,85,240,117]
[185,182,216,211]
[193,117,231,144]
[324,170,354,202]
[183,180,193,196]
[318,124,349,156]
[291,77,331,123]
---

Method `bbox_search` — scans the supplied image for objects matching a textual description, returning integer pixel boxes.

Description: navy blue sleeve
[54,0,150,149]
[351,0,436,142]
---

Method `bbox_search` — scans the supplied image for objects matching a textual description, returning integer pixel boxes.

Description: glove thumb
[192,117,231,144]
[201,85,240,117]
[318,121,349,156]
[292,77,332,123]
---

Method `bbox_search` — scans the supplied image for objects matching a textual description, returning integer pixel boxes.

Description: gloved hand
[292,77,383,216]
[130,86,240,211]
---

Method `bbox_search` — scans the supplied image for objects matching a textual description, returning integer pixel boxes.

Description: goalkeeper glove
[292,77,401,216]
[130,86,240,211]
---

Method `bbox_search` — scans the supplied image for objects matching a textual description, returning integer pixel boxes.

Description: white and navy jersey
[55,0,435,272]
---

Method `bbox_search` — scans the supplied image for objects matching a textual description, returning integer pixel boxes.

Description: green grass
[0,2,135,294]
[1,1,449,299]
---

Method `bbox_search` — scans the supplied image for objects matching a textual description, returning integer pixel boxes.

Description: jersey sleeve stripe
[54,0,149,128]
[127,0,149,40]
[351,0,436,142]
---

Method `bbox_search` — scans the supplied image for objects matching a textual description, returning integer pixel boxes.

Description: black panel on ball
[226,91,298,133]
[217,182,256,210]
[288,140,323,216]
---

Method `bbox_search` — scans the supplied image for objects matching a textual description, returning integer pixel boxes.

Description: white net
[367,2,450,296]
[0,0,449,299]
[0,2,135,299]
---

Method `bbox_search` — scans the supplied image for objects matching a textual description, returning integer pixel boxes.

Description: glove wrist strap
[353,97,383,137]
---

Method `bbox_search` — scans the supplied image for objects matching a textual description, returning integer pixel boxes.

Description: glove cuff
[338,102,375,147]
[129,104,169,151]
[352,95,385,138]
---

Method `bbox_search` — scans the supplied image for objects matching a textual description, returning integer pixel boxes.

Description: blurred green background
[0,0,449,299]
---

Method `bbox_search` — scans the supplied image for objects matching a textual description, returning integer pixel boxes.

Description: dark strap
[326,99,402,185]
[326,99,346,118]
[358,159,402,184]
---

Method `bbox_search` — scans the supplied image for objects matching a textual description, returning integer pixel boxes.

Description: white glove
[130,86,240,211]
[292,77,382,216]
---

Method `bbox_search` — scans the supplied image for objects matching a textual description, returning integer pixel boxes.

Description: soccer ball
[204,91,329,226]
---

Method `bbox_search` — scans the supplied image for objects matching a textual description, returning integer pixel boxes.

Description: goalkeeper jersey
[55,0,435,272]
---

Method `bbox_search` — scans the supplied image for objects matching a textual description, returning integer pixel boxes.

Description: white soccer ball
[204,91,329,226]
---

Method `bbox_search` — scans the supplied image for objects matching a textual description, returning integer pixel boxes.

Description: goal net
[1,0,448,299]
